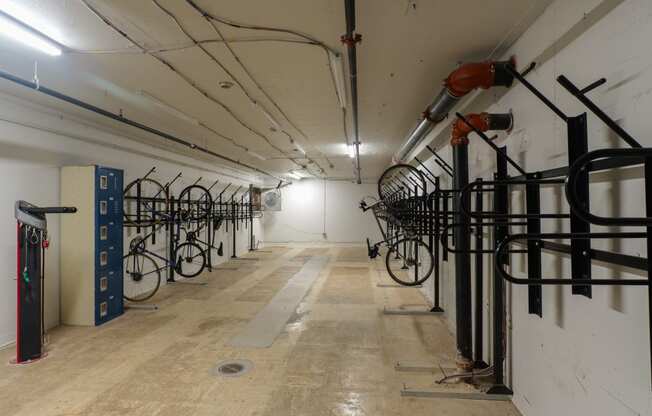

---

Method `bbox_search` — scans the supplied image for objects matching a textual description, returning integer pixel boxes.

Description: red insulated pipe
[444,57,517,98]
[451,113,490,146]
[451,112,514,146]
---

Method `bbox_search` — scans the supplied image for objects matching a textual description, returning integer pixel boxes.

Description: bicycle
[360,164,435,286]
[122,173,212,301]
[123,227,206,302]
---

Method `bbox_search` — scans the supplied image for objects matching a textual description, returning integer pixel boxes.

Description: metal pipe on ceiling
[394,58,517,163]
[342,0,362,184]
[0,68,284,183]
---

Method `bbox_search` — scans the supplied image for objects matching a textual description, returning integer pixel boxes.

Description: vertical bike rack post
[453,140,473,369]
[442,191,449,262]
[205,179,219,271]
[229,187,240,259]
[568,114,592,297]
[506,67,594,298]
[432,178,444,312]
[487,146,512,396]
[526,171,543,316]
[474,178,488,367]
[645,156,652,381]
[167,194,176,283]
[249,186,255,251]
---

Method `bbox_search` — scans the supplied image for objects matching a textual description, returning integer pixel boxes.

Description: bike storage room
[0,1,651,415]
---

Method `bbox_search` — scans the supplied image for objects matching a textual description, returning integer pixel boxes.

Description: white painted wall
[262,179,381,244]
[0,91,262,346]
[422,0,652,415]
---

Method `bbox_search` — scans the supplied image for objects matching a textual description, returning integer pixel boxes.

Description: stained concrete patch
[229,256,329,348]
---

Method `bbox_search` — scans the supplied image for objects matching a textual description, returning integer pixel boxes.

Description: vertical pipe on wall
[474,178,487,367]
[453,143,473,369]
[488,146,513,395]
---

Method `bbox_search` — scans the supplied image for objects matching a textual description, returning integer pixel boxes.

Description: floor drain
[212,359,253,378]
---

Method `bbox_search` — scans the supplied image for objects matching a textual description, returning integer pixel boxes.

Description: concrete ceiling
[0,0,552,185]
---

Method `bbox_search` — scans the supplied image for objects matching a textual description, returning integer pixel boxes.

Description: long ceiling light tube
[0,68,284,182]
[0,10,63,56]
[328,51,347,109]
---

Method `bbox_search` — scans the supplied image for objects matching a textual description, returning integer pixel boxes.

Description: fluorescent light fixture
[287,171,302,180]
[0,10,61,56]
[287,170,311,180]
[247,149,267,161]
[140,91,200,126]
[347,142,363,158]
[293,170,311,178]
[329,51,347,108]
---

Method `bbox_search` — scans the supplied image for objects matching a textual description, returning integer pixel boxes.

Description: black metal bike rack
[362,60,652,396]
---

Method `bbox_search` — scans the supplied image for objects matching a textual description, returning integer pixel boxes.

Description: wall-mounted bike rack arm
[399,171,427,193]
[505,65,568,121]
[454,113,527,176]
[163,172,183,191]
[227,185,243,201]
[217,183,232,199]
[140,166,157,181]
[557,75,642,148]
[426,145,454,176]
[413,157,438,187]
[206,179,219,192]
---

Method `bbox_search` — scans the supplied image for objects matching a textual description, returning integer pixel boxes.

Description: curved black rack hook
[566,147,652,226]
[495,232,648,285]
[458,178,569,219]
[440,222,528,254]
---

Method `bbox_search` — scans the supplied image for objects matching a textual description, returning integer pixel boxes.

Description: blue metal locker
[94,166,124,325]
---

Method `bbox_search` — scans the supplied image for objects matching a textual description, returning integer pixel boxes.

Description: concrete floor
[0,244,521,415]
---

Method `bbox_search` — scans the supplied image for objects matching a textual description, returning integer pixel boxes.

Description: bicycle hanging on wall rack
[362,163,434,286]
[122,169,210,302]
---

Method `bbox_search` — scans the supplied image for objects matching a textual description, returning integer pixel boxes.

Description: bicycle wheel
[174,242,206,278]
[177,185,212,222]
[123,252,161,302]
[378,164,427,202]
[385,237,434,286]
[123,178,169,227]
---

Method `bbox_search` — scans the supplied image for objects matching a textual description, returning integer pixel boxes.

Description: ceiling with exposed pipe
[0,0,553,184]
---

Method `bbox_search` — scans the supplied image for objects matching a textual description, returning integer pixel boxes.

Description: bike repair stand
[13,201,76,364]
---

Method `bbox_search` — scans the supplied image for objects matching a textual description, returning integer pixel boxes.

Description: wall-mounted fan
[263,190,282,211]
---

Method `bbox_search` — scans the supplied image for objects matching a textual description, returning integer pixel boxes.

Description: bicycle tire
[123,178,169,228]
[123,252,161,302]
[385,237,434,286]
[177,185,213,222]
[174,242,206,278]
